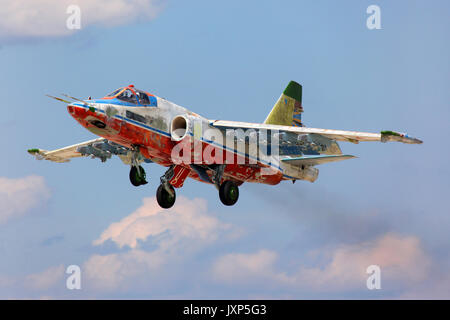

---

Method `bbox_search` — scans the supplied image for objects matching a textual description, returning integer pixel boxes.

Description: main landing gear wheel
[156,184,176,209]
[129,165,148,186]
[219,181,239,206]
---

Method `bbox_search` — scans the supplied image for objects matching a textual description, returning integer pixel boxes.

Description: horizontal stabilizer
[281,154,356,166]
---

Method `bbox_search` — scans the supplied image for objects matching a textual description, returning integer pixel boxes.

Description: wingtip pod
[27,148,68,162]
[27,148,40,154]
[27,148,46,160]
[380,131,423,144]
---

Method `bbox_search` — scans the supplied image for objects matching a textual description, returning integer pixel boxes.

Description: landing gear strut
[211,164,239,206]
[156,165,176,209]
[129,145,148,187]
[129,165,147,186]
[219,180,239,206]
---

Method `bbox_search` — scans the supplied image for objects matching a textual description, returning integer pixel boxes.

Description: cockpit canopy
[104,85,156,106]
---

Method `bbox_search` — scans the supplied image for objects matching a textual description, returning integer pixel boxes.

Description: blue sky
[0,0,449,299]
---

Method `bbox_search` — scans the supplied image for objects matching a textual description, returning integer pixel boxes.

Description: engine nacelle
[298,166,319,183]
[282,161,320,183]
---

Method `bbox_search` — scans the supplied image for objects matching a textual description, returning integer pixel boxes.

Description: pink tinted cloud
[212,233,431,292]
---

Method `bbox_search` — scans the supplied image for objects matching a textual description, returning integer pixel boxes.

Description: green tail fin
[264,81,303,127]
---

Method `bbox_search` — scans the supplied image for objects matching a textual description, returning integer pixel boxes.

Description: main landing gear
[128,162,239,209]
[219,180,239,206]
[156,184,176,209]
[212,164,239,206]
[157,165,176,209]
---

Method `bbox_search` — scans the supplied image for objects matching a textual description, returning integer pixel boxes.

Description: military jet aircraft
[28,81,422,209]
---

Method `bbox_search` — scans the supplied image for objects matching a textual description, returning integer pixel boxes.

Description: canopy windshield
[105,88,124,97]
[104,86,153,106]
[117,88,137,103]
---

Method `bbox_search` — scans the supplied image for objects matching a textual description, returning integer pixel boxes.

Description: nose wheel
[219,181,239,206]
[129,165,148,186]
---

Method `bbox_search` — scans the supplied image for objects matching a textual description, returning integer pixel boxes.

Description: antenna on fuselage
[61,94,94,107]
[45,94,72,104]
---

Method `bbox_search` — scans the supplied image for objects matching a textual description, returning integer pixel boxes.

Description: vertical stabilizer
[264,81,303,127]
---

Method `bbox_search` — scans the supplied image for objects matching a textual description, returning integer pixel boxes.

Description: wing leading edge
[210,120,423,144]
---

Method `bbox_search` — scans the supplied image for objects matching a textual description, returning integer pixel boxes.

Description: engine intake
[171,115,189,141]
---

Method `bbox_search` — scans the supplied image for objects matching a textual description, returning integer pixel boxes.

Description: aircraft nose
[67,104,75,115]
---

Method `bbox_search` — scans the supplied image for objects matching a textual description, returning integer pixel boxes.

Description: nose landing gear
[129,165,148,186]
[128,146,148,187]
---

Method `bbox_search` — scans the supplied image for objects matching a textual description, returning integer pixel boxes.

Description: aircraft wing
[27,138,107,163]
[210,120,423,144]
[27,138,137,164]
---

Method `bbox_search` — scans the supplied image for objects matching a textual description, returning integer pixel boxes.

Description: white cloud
[296,233,431,291]
[86,196,239,291]
[0,196,241,296]
[93,196,234,249]
[0,264,64,298]
[25,264,65,290]
[398,273,450,299]
[84,249,165,291]
[212,233,431,292]
[0,175,51,224]
[0,0,165,41]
